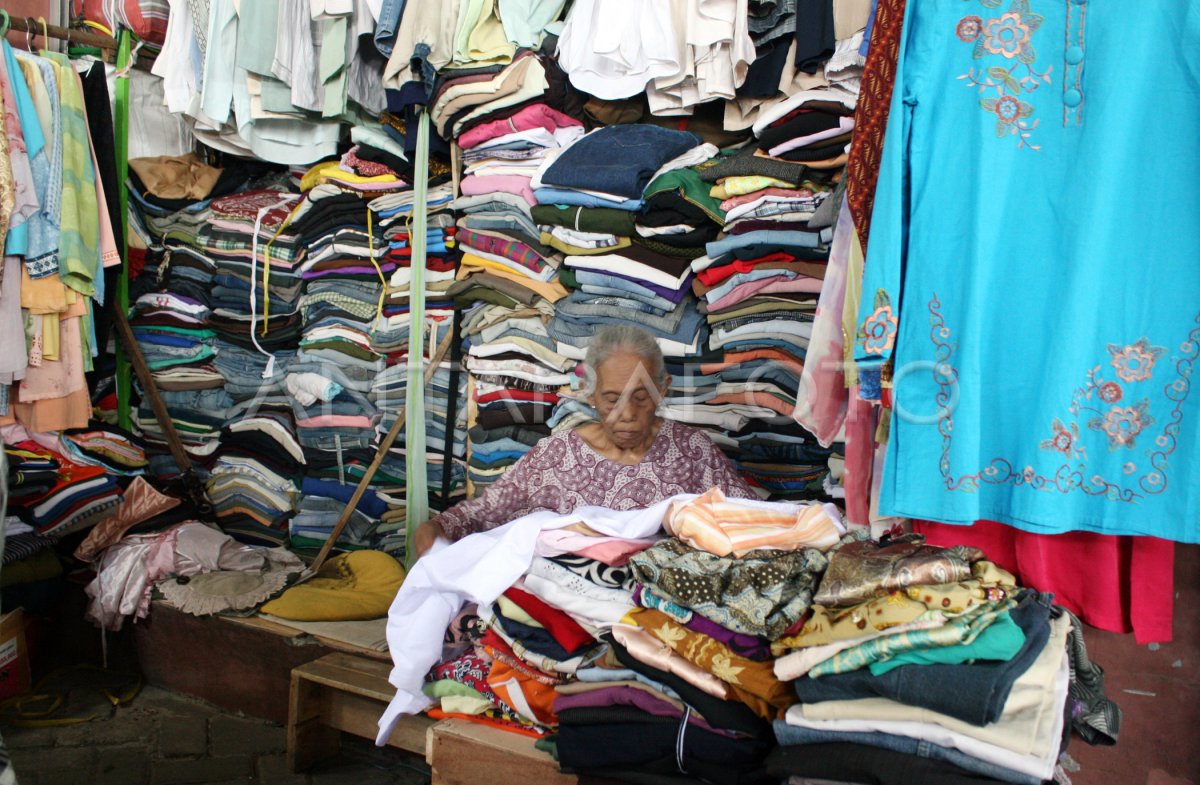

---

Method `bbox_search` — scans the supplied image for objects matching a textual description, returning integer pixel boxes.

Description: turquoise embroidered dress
[855,0,1200,542]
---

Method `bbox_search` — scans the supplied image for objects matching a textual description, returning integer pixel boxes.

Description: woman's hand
[411,520,445,559]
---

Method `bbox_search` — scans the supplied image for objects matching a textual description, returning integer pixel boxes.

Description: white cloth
[285,372,344,406]
[376,495,696,744]
[648,142,720,181]
[565,254,692,290]
[520,572,635,626]
[555,0,680,100]
[647,0,755,116]
[153,0,203,115]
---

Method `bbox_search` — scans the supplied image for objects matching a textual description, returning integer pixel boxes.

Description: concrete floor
[2,684,431,785]
[1062,544,1200,785]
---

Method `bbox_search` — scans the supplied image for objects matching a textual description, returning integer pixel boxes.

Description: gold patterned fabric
[627,607,796,720]
[813,533,986,608]
[772,560,1018,654]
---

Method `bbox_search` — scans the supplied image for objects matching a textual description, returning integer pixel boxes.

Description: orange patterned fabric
[845,0,908,252]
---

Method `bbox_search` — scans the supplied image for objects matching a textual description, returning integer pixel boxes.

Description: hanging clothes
[854,1,1200,542]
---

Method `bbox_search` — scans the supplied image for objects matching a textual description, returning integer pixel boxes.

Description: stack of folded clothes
[289,476,390,553]
[445,99,583,496]
[677,99,855,500]
[59,422,149,476]
[128,289,224,479]
[418,489,844,783]
[768,533,1093,785]
[537,124,715,362]
[370,171,466,534]
[6,441,122,539]
[207,411,304,546]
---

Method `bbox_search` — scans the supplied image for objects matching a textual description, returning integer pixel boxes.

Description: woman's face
[591,351,669,449]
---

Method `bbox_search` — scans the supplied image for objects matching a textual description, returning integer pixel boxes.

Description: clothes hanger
[0,11,10,38]
[37,17,48,50]
[24,17,35,52]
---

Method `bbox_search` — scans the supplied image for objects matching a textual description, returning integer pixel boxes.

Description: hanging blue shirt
[854,1,1200,542]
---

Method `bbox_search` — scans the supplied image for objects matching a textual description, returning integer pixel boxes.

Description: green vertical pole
[114,30,133,430]
[404,111,431,569]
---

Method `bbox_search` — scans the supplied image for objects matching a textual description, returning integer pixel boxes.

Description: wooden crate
[287,651,434,772]
[427,718,578,785]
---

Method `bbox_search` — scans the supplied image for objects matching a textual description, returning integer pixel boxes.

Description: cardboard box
[0,609,31,701]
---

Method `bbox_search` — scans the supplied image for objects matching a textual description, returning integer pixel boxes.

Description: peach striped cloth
[662,488,843,557]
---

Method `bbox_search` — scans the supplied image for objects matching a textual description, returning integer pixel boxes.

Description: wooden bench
[287,651,434,771]
[287,652,580,784]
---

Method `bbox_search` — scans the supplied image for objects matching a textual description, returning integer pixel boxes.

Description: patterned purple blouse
[433,420,756,542]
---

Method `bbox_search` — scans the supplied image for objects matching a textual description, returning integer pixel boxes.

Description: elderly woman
[412,324,756,557]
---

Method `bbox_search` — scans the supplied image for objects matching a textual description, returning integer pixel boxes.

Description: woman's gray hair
[583,325,667,394]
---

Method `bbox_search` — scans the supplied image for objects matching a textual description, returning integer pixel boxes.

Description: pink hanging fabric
[913,519,1174,644]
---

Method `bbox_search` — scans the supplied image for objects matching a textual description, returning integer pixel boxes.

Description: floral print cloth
[628,535,844,639]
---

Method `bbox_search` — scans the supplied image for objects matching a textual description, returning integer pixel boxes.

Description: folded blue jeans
[771,722,1042,785]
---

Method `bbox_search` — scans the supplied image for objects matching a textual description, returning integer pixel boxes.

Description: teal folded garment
[869,610,1026,676]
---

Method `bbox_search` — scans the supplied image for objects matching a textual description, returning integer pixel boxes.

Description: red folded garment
[697,252,802,286]
[475,389,562,406]
[502,587,596,654]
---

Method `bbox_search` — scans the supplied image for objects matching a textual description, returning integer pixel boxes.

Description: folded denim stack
[370,175,467,550]
[289,476,391,553]
[128,289,225,479]
[768,534,1093,785]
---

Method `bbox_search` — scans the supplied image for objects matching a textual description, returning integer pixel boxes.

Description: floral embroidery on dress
[957,15,984,42]
[1090,402,1155,450]
[1039,418,1083,459]
[928,295,1200,502]
[858,289,898,356]
[1108,338,1165,383]
[955,0,1052,151]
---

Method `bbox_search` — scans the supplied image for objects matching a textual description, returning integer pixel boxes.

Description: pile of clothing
[389,490,1120,785]
[127,288,224,479]
[5,440,122,540]
[369,173,467,542]
[193,189,304,542]
[544,124,714,362]
[289,170,393,463]
[681,96,852,497]
[208,411,303,547]
[124,150,465,555]
[409,489,846,783]
[59,422,149,477]
[554,489,845,781]
[446,90,579,495]
[770,533,1101,785]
